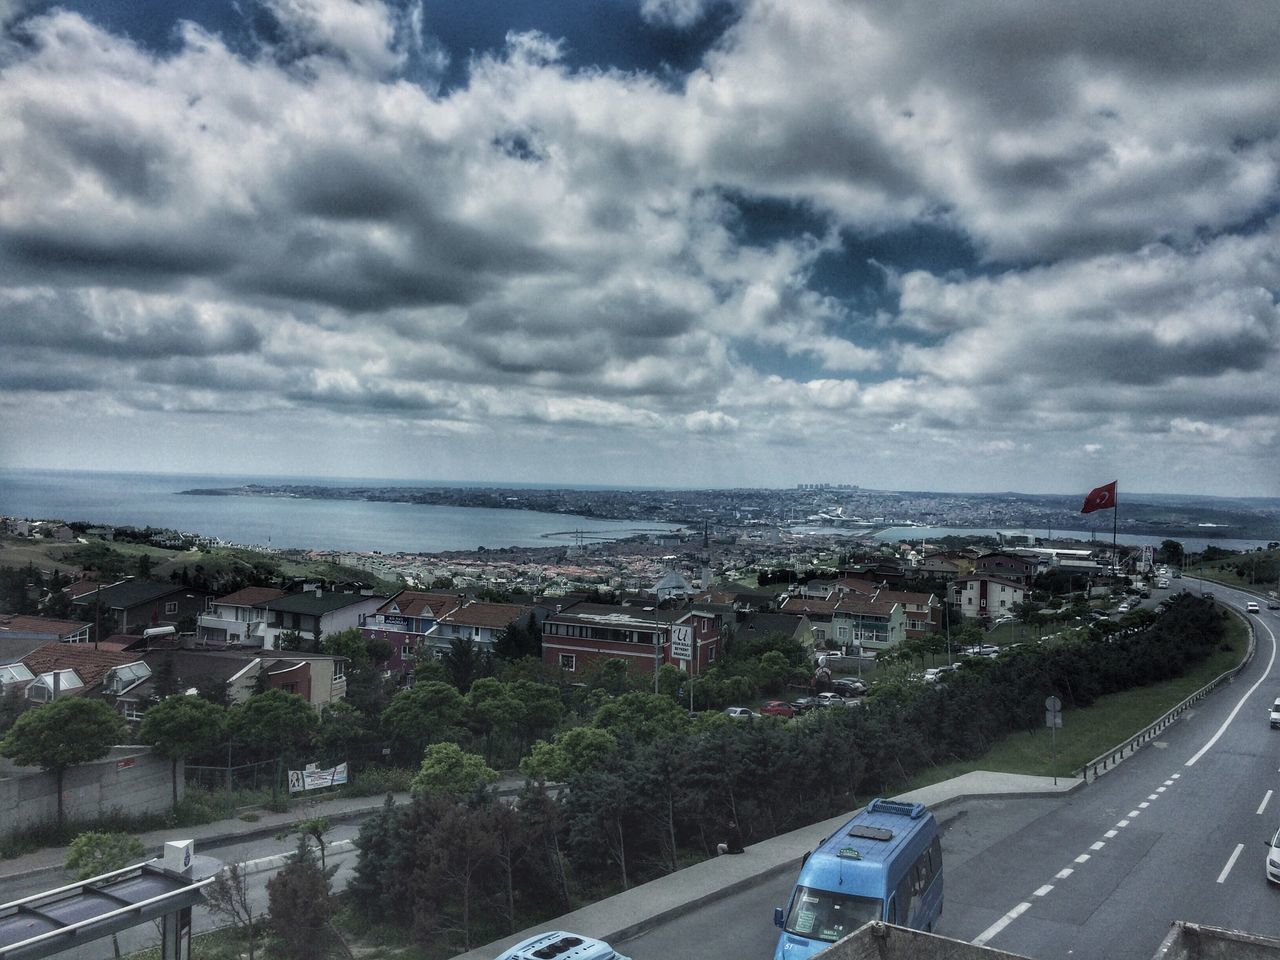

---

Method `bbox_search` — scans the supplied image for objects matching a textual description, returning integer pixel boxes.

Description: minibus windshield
[783,886,882,942]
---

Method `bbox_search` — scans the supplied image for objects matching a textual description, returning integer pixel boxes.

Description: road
[617,583,1280,960]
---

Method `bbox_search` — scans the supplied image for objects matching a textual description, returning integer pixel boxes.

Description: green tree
[138,695,227,806]
[410,743,498,801]
[520,726,619,783]
[322,628,391,719]
[591,691,688,743]
[267,835,336,960]
[381,681,465,763]
[442,637,491,693]
[66,831,146,958]
[349,794,400,921]
[464,678,521,766]
[1,698,126,827]
[206,862,261,960]
[228,690,318,802]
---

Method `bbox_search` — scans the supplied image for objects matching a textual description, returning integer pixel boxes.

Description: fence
[1073,606,1256,782]
[185,758,280,794]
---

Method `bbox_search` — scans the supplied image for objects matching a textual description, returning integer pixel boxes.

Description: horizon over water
[0,468,683,554]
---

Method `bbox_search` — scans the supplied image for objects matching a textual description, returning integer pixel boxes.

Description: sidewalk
[0,773,530,895]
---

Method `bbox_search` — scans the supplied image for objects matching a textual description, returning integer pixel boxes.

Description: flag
[1081,480,1117,514]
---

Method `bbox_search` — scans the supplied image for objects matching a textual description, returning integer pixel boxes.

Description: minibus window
[784,886,882,942]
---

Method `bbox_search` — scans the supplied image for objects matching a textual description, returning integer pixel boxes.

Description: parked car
[814,691,849,707]
[496,932,632,960]
[724,706,757,720]
[759,699,796,718]
[922,667,948,683]
[962,643,1000,658]
[790,696,822,714]
[1117,603,1131,614]
[992,615,1016,626]
[831,679,867,698]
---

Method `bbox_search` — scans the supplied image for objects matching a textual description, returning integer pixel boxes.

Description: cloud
[1,1,1278,494]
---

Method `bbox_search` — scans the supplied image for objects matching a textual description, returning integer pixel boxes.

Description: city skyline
[1,0,1278,497]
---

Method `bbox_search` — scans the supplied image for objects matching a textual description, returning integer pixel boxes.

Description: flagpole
[1112,482,1118,574]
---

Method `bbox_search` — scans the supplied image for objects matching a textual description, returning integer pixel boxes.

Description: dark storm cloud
[0,292,262,359]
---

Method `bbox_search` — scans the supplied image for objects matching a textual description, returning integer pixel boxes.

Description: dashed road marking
[1033,885,1054,897]
[1090,841,1105,851]
[1217,844,1244,883]
[1117,819,1130,827]
[1055,868,1074,880]
[1074,854,1091,864]
[1104,830,1118,838]
[974,903,1031,947]
[1259,790,1273,815]
[1139,802,1150,809]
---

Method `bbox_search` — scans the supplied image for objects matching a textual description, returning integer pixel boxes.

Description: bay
[0,469,682,554]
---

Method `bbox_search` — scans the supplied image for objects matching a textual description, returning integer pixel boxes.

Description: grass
[902,614,1248,788]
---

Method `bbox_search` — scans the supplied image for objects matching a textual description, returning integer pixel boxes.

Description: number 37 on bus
[773,798,943,959]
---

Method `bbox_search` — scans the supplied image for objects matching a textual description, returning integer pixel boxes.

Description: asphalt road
[618,583,1280,960]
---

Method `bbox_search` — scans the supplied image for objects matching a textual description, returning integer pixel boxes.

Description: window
[165,601,178,614]
[281,682,298,694]
[123,702,145,722]
[332,662,345,680]
[708,647,716,662]
[559,653,576,671]
[205,597,215,611]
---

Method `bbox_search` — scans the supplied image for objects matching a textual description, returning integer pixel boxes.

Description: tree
[464,678,521,766]
[206,862,261,960]
[349,794,399,921]
[410,743,497,801]
[1,698,126,827]
[381,681,465,763]
[229,690,318,803]
[138,695,227,806]
[267,835,336,960]
[66,831,146,959]
[520,726,618,783]
[442,637,492,693]
[323,628,391,719]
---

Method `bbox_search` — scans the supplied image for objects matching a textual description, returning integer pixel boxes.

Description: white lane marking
[1217,843,1245,883]
[239,839,355,876]
[1128,810,1141,818]
[1156,787,1167,793]
[1147,794,1159,800]
[974,903,1031,947]
[1075,854,1091,864]
[1117,819,1130,827]
[1105,830,1118,838]
[1139,802,1150,809]
[1090,841,1105,851]
[1171,773,1180,779]
[1187,617,1277,767]
[1259,790,1273,815]
[1164,780,1175,786]
[1033,885,1054,897]
[1055,868,1074,879]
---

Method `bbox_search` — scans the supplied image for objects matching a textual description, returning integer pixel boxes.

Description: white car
[1267,826,1280,885]
[1117,603,1131,614]
[962,644,1000,658]
[1247,602,1260,614]
[496,932,631,960]
[1270,698,1280,730]
[724,706,756,719]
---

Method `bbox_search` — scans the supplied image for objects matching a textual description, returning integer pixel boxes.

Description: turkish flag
[1081,480,1117,514]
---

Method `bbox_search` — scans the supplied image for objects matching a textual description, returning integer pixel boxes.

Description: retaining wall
[0,745,180,834]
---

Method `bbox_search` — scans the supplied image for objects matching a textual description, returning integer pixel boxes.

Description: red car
[759,700,796,718]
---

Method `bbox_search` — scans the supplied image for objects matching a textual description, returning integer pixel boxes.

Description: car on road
[1270,698,1280,730]
[991,615,1016,626]
[1269,598,1280,610]
[1157,579,1170,589]
[1117,602,1131,614]
[962,643,1000,658]
[1266,826,1280,884]
[724,706,757,720]
[1247,601,1260,614]
[759,699,796,718]
[496,932,631,960]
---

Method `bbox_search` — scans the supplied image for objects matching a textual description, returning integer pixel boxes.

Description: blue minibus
[773,798,942,959]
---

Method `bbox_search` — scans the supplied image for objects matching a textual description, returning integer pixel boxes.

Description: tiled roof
[72,580,186,610]
[440,601,532,630]
[955,574,1026,590]
[378,590,461,619]
[0,614,92,639]
[832,577,880,595]
[779,597,836,616]
[215,586,288,607]
[834,597,897,616]
[739,613,806,636]
[22,642,144,691]
[268,591,386,616]
[873,589,936,606]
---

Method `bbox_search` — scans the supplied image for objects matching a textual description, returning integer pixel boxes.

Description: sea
[0,469,683,554]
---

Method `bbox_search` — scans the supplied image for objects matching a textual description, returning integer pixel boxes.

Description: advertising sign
[288,762,349,793]
[670,624,693,660]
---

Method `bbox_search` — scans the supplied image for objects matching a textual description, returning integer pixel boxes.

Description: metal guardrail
[1073,596,1257,782]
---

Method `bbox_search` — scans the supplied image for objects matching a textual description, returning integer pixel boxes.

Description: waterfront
[0,469,683,554]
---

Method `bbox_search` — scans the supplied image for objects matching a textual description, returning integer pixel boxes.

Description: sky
[1,0,1278,496]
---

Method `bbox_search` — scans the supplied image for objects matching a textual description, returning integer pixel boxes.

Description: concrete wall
[0,745,180,834]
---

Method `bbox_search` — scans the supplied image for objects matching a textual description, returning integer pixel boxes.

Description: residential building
[424,600,534,657]
[778,596,836,645]
[255,587,387,650]
[954,575,1027,621]
[831,597,906,652]
[540,602,715,677]
[972,552,1036,588]
[0,614,92,647]
[362,590,461,681]
[871,589,941,638]
[197,586,288,646]
[69,579,214,635]
[734,612,813,652]
[19,642,147,704]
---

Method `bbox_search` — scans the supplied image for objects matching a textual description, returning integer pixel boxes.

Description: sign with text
[670,624,693,660]
[288,762,348,793]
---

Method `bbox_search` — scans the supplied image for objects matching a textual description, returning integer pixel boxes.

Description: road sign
[1045,695,1062,712]
[1045,695,1062,729]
